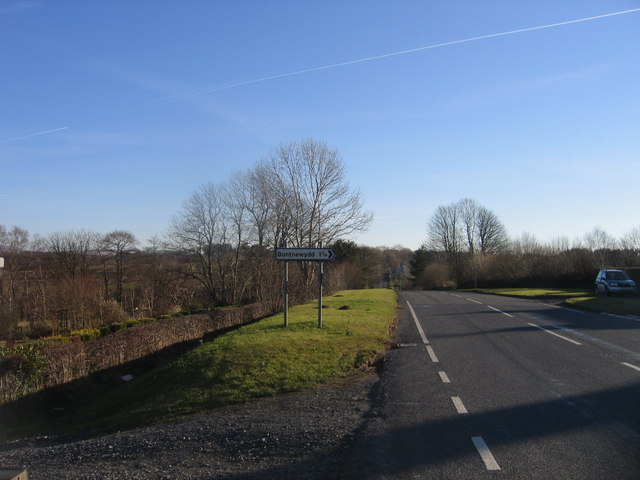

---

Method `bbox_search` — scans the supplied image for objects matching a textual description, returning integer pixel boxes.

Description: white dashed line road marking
[451,396,468,414]
[488,305,514,318]
[471,437,501,471]
[438,371,451,383]
[466,298,483,304]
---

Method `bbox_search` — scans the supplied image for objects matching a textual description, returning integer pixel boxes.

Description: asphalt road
[342,290,640,479]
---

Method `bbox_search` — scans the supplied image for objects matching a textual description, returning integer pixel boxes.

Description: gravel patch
[0,373,379,480]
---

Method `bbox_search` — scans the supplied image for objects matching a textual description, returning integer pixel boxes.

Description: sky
[1,1,639,250]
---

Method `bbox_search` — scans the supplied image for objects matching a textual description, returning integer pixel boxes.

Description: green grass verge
[564,296,640,316]
[7,289,397,439]
[465,288,639,316]
[464,288,592,298]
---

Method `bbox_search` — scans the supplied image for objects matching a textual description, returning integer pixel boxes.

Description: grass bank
[464,288,592,298]
[466,288,639,316]
[564,296,640,316]
[6,289,397,439]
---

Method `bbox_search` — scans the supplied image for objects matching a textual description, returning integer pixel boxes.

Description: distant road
[342,290,640,479]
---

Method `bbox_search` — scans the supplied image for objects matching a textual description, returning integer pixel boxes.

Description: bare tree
[100,230,137,303]
[231,167,280,303]
[584,226,617,267]
[169,182,225,305]
[476,205,508,254]
[263,139,372,248]
[426,199,508,285]
[44,230,97,279]
[220,175,250,305]
[427,203,462,272]
[620,225,640,266]
[259,139,373,296]
[0,225,30,313]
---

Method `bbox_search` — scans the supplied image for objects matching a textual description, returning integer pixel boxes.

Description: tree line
[411,198,640,290]
[0,139,412,340]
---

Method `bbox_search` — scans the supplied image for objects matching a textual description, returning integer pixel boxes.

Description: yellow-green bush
[70,328,102,342]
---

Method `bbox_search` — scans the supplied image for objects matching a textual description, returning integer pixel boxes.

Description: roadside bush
[98,299,129,325]
[0,344,47,402]
[419,264,453,289]
[70,328,102,342]
[40,335,72,345]
[109,322,127,333]
[0,301,276,405]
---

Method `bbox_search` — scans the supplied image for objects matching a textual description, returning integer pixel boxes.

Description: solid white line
[488,305,514,318]
[472,437,501,471]
[562,308,584,314]
[406,300,429,344]
[438,371,451,383]
[622,362,640,372]
[604,312,640,322]
[426,345,439,363]
[466,298,483,305]
[451,396,468,414]
[528,322,582,345]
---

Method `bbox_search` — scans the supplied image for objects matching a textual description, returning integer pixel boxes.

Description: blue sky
[1,1,639,250]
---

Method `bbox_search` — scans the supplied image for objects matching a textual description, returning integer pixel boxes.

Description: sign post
[283,242,289,328]
[275,247,335,328]
[318,243,324,328]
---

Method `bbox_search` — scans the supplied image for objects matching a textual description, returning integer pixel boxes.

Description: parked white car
[595,269,637,296]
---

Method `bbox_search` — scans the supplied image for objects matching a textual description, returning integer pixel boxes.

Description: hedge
[0,302,274,405]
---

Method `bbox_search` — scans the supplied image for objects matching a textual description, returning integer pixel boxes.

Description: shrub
[419,264,453,289]
[40,335,72,345]
[98,299,129,325]
[0,344,47,391]
[70,328,102,342]
[109,322,127,333]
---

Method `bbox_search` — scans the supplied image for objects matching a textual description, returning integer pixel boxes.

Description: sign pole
[318,242,323,328]
[284,241,289,327]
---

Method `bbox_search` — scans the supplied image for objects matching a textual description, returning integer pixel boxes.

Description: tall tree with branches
[100,230,137,304]
[263,139,372,248]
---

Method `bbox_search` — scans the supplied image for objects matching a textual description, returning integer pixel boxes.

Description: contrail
[153,7,640,104]
[0,126,69,144]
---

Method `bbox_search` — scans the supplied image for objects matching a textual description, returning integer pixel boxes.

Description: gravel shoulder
[0,372,380,480]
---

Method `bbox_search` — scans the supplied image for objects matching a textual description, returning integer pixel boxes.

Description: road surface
[342,290,640,479]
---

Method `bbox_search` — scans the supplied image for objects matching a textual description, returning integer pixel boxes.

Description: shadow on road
[205,380,640,480]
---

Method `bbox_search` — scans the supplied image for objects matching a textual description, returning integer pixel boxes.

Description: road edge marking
[527,322,582,345]
[622,362,640,372]
[426,345,439,363]
[406,299,429,344]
